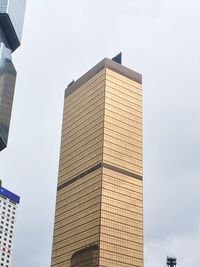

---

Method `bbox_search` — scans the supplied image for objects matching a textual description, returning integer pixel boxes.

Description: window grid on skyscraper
[51,57,143,267]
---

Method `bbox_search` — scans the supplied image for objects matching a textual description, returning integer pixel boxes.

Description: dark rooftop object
[112,52,122,64]
[67,80,74,87]
[167,257,177,267]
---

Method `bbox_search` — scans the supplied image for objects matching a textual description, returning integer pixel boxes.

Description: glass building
[0,0,26,151]
[51,56,143,267]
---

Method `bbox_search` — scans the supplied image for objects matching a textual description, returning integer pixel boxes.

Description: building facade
[0,183,20,267]
[0,0,26,151]
[51,57,143,267]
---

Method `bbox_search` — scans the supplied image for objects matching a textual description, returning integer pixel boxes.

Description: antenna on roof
[112,52,122,64]
[166,257,177,267]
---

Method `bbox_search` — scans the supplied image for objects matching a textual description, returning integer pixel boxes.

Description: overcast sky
[0,0,200,266]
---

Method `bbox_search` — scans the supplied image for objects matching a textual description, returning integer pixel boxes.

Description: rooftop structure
[167,257,177,267]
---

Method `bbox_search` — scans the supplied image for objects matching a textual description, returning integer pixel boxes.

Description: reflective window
[0,42,16,150]
[0,0,26,41]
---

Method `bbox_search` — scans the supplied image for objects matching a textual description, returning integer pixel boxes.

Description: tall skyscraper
[0,0,26,151]
[51,55,143,267]
[0,182,20,267]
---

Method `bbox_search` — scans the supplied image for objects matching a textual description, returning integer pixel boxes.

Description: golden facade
[51,58,143,267]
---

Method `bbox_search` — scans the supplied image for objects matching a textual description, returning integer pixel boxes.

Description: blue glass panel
[0,186,20,204]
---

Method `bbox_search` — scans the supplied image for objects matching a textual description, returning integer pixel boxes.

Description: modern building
[51,55,143,267]
[0,181,20,267]
[0,0,26,151]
